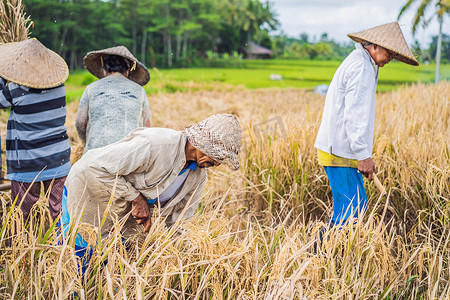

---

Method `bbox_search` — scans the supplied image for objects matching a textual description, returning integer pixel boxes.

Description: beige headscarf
[183,113,242,170]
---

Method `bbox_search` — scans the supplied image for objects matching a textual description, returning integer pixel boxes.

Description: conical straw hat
[348,22,419,66]
[83,46,150,86]
[0,38,69,88]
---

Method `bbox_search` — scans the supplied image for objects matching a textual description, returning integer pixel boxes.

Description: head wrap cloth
[183,113,242,170]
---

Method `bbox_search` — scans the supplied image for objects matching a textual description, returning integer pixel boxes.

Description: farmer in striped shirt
[0,39,71,221]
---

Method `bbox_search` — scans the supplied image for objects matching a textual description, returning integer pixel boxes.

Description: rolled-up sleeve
[343,61,376,160]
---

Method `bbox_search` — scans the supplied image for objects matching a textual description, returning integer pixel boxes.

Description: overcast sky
[270,0,449,47]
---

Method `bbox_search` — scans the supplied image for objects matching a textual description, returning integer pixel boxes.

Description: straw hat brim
[348,22,419,66]
[83,46,150,86]
[0,39,69,88]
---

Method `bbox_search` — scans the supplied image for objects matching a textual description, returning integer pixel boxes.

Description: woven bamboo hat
[348,21,419,66]
[183,113,242,170]
[83,46,150,86]
[0,38,69,88]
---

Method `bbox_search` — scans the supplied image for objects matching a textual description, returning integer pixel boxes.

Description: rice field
[0,81,449,299]
[64,60,450,102]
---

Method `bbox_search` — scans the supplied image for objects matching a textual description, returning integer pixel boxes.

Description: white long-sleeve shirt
[314,43,379,161]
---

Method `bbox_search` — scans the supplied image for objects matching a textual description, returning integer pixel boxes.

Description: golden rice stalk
[0,0,33,44]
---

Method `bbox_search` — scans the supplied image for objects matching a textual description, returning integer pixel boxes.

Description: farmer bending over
[314,22,418,226]
[61,113,241,265]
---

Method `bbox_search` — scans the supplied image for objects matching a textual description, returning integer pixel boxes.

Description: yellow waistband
[317,149,358,168]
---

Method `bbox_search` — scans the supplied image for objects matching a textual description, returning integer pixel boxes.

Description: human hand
[358,158,377,180]
[131,194,152,232]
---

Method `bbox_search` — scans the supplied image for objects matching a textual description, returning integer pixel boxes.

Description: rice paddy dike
[0,80,449,299]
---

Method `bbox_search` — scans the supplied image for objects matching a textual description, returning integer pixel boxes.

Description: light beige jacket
[65,128,207,239]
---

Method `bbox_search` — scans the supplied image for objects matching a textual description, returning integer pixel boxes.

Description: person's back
[315,44,378,161]
[1,80,71,181]
[76,46,151,154]
[81,73,150,152]
[0,38,71,221]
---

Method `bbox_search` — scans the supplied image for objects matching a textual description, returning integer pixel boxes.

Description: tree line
[24,0,449,70]
[25,0,278,69]
[275,31,450,64]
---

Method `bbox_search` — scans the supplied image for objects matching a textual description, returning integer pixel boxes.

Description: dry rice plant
[0,0,33,44]
[1,185,449,299]
[142,82,449,230]
[0,82,449,299]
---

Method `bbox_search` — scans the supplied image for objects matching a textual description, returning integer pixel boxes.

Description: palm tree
[398,0,450,83]
[243,0,279,44]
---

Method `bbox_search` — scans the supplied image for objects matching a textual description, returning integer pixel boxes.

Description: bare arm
[75,88,90,144]
[142,90,152,127]
[143,108,152,127]
[75,104,88,144]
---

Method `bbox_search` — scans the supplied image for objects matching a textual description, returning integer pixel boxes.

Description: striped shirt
[0,78,71,182]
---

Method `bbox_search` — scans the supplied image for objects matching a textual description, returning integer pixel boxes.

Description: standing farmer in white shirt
[314,22,419,226]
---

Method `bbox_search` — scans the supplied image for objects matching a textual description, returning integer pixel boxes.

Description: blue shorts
[324,166,367,226]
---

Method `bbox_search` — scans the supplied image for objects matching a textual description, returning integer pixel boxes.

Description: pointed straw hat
[348,21,419,66]
[0,38,69,88]
[183,113,242,170]
[83,46,150,86]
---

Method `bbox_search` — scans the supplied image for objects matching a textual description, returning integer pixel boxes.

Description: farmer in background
[75,46,151,154]
[61,113,241,271]
[314,22,419,226]
[0,38,71,221]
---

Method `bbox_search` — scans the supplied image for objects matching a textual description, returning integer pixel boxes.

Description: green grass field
[66,58,449,103]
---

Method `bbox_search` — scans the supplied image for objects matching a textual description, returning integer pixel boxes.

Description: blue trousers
[57,187,92,276]
[324,166,367,226]
[58,188,130,276]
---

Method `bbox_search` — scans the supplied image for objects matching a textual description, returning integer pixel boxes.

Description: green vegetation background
[66,59,450,102]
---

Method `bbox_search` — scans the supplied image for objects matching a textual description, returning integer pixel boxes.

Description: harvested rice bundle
[0,0,33,44]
